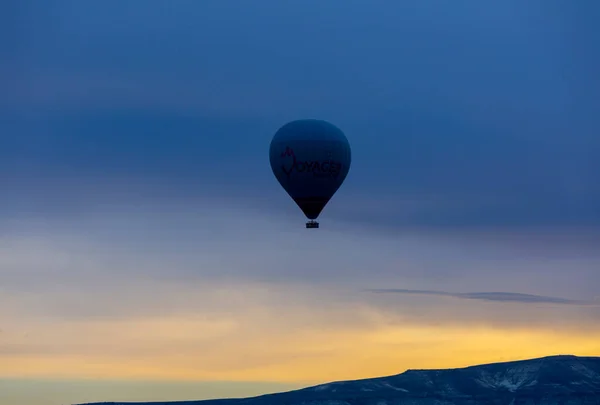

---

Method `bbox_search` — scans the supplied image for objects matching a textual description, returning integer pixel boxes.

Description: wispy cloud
[365,289,599,306]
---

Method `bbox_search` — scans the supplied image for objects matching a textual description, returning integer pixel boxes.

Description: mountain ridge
[76,354,600,405]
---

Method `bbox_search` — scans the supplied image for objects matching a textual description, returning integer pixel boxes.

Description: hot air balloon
[269,119,351,228]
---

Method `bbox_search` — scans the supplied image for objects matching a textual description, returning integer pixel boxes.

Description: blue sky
[3,0,600,228]
[1,1,599,404]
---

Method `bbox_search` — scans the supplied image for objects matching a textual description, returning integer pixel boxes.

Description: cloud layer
[366,289,600,306]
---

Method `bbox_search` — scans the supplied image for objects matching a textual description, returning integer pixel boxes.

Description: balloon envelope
[269,119,351,220]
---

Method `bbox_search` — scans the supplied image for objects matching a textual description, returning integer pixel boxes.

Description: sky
[1,0,600,404]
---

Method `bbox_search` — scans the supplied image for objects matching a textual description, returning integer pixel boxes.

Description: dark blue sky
[2,0,599,229]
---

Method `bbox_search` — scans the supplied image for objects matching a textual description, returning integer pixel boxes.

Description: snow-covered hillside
[77,355,600,405]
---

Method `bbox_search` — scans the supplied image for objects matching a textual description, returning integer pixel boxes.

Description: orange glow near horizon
[2,314,599,383]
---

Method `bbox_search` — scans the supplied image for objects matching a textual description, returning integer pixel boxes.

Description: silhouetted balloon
[269,119,351,228]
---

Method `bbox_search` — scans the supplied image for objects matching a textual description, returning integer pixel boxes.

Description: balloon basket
[306,221,319,229]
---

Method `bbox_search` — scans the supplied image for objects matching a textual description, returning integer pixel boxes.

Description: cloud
[1,209,599,388]
[2,203,599,309]
[365,289,599,306]
[3,284,600,384]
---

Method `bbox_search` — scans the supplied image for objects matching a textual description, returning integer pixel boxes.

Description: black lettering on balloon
[280,147,343,179]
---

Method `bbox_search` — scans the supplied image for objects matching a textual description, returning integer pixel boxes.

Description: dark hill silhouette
[77,354,600,405]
